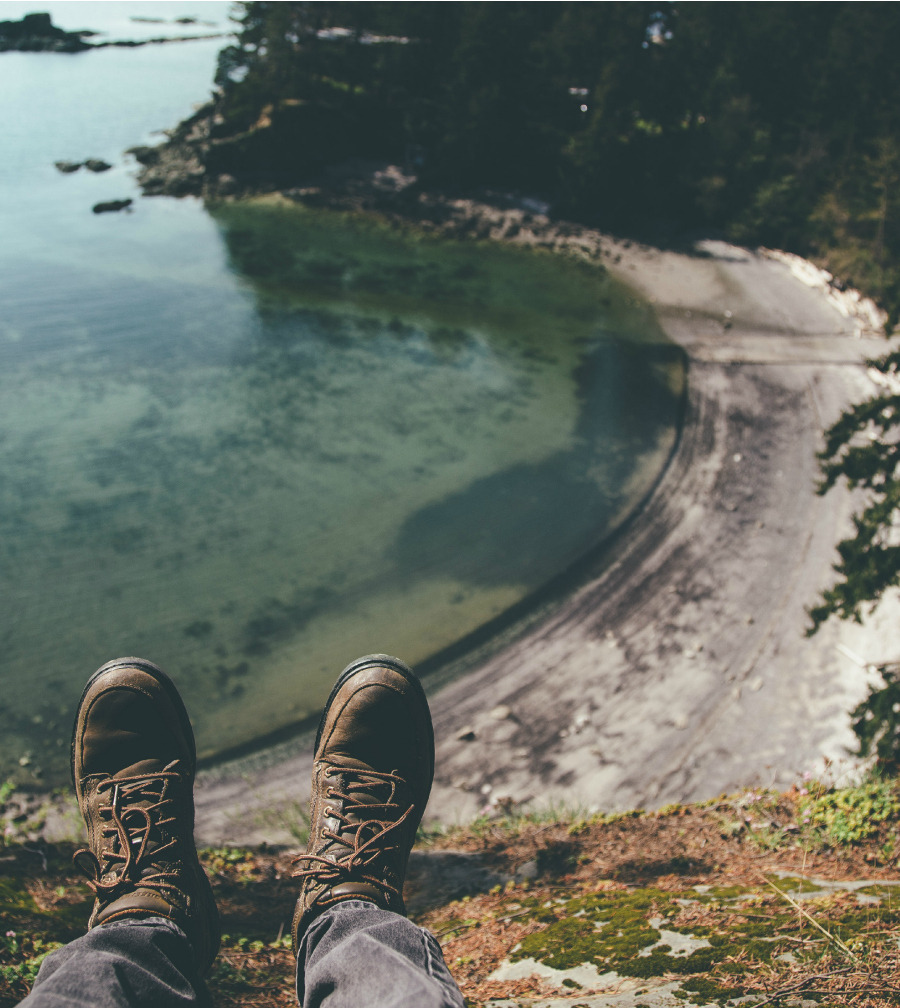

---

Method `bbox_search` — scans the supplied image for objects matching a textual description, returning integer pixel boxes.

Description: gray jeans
[20,901,464,1008]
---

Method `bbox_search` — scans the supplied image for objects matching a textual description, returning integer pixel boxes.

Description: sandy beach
[192,207,900,845]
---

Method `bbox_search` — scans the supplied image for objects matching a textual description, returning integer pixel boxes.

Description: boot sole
[70,656,197,792]
[315,653,435,778]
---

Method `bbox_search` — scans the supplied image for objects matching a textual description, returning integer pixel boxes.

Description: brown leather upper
[292,656,434,948]
[71,659,219,971]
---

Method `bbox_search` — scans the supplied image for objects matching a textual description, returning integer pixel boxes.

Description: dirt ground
[5,785,900,1007]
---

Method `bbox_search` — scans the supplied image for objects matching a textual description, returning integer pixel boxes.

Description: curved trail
[193,235,896,843]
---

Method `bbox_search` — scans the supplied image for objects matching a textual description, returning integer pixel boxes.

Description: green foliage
[200,846,258,878]
[807,348,900,765]
[0,932,63,992]
[205,3,900,319]
[851,667,900,773]
[808,350,900,634]
[799,778,900,844]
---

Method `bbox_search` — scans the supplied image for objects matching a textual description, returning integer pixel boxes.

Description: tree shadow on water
[392,341,683,590]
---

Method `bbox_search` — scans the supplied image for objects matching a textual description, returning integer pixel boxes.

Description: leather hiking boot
[71,657,220,971]
[291,654,434,949]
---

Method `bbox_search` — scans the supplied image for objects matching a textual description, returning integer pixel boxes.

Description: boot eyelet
[324,806,334,817]
[325,787,334,797]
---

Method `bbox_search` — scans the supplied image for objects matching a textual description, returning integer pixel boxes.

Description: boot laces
[74,760,186,906]
[292,765,413,902]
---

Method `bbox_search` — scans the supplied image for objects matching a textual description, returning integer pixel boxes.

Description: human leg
[298,901,464,1008]
[19,657,219,1006]
[291,654,465,1008]
[20,917,209,1008]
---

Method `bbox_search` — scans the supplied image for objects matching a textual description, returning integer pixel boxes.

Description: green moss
[508,880,822,997]
[856,883,900,899]
[767,875,823,895]
[513,888,672,973]
[700,884,748,901]
[680,976,743,1002]
[515,916,602,969]
[654,803,685,817]
[0,877,38,915]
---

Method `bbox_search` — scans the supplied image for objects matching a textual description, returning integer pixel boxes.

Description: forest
[211,2,900,322]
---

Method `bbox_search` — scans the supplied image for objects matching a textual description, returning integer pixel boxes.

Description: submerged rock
[54,160,82,173]
[84,158,112,173]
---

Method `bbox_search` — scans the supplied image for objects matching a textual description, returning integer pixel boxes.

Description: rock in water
[0,12,92,52]
[92,198,133,214]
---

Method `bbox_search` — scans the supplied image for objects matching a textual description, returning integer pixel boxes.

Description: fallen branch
[761,876,861,964]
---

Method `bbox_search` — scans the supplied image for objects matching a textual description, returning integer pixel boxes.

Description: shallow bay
[0,8,682,784]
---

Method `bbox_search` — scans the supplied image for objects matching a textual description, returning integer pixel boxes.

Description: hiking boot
[71,657,219,971]
[291,654,434,949]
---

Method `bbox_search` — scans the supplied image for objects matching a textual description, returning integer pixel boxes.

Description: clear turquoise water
[0,3,682,785]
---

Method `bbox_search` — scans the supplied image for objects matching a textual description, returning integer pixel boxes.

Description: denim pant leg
[18,916,210,1008]
[297,900,465,1008]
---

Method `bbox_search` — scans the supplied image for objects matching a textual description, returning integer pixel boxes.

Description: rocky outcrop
[0,12,93,53]
[130,99,368,201]
[128,105,213,197]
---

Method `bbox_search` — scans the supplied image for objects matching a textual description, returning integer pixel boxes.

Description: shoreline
[188,197,898,845]
[20,191,898,845]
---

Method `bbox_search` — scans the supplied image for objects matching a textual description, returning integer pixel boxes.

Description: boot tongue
[114,758,166,780]
[330,755,371,771]
[329,758,394,824]
[107,759,175,871]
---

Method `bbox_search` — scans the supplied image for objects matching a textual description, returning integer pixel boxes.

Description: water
[0,2,683,785]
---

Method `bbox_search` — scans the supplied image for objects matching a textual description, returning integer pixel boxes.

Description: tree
[810,349,900,770]
[810,349,900,633]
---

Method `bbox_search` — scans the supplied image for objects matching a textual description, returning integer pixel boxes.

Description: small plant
[467,802,595,840]
[415,820,449,846]
[253,800,310,846]
[201,846,257,879]
[745,824,787,852]
[799,777,900,844]
[0,931,63,993]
